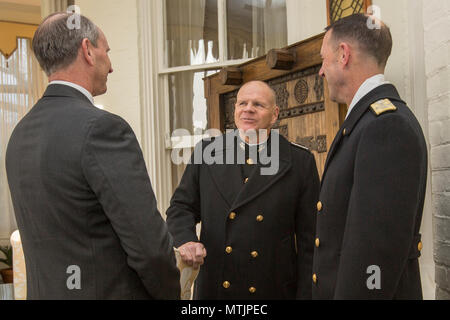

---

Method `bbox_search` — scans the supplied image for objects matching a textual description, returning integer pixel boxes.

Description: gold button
[343,128,347,136]
[249,287,256,294]
[312,274,317,284]
[244,177,249,184]
[315,238,320,248]
[256,215,264,222]
[225,246,233,254]
[317,201,323,212]
[223,281,231,289]
[246,158,254,165]
[418,241,423,252]
[229,212,236,220]
[251,251,258,258]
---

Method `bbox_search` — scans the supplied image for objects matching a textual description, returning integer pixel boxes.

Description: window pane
[168,69,219,135]
[165,0,219,67]
[227,0,287,60]
[168,69,218,193]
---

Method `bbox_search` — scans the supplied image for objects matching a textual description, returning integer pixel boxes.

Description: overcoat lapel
[206,131,292,211]
[206,132,245,207]
[231,132,292,210]
[321,84,405,185]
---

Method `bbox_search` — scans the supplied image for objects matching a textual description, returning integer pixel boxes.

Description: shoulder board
[291,142,310,151]
[370,99,397,116]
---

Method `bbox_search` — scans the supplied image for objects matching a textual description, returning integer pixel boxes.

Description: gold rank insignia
[370,99,397,116]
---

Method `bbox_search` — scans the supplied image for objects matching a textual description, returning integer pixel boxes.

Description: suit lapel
[321,84,404,185]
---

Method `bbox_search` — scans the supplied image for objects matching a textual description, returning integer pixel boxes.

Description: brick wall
[423,0,450,300]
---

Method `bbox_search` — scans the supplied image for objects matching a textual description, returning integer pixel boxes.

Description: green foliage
[0,246,13,268]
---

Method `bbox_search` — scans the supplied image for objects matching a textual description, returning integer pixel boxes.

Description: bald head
[238,81,277,108]
[32,12,99,76]
[234,80,280,135]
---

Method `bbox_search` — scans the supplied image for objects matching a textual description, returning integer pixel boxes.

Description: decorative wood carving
[272,83,289,109]
[296,135,328,153]
[294,79,309,105]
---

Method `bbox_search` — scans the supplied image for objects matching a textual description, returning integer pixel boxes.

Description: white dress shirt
[49,80,95,105]
[345,74,390,120]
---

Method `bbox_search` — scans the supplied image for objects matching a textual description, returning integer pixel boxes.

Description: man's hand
[178,242,207,270]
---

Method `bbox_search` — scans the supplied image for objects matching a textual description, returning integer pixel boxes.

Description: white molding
[218,0,228,62]
[137,0,173,217]
[158,58,251,75]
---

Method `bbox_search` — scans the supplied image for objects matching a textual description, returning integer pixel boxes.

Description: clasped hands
[177,242,207,270]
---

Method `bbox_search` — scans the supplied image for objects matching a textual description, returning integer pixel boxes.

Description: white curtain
[41,0,72,17]
[0,39,47,241]
[263,0,287,51]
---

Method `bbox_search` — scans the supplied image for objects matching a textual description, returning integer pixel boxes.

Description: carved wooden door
[204,33,342,177]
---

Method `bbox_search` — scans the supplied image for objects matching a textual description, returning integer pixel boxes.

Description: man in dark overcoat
[167,81,320,299]
[312,14,428,299]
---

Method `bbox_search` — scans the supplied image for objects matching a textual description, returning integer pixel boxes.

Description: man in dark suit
[166,81,320,299]
[5,13,180,299]
[312,14,428,299]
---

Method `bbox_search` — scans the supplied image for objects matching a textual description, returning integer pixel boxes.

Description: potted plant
[0,245,13,284]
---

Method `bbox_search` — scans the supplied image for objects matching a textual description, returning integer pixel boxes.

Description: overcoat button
[223,281,231,289]
[317,201,323,212]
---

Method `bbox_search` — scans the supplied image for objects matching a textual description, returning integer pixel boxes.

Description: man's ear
[81,38,95,66]
[271,106,280,125]
[338,42,351,67]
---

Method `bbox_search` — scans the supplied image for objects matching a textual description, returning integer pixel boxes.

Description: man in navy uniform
[167,81,320,299]
[313,14,428,299]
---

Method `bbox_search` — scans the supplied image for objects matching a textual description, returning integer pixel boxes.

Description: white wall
[75,0,142,144]
[423,0,450,300]
[286,0,327,44]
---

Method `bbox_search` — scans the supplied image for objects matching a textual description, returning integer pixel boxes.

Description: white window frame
[159,0,257,150]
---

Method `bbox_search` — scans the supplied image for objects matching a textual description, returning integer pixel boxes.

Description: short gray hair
[32,13,99,76]
[325,14,392,68]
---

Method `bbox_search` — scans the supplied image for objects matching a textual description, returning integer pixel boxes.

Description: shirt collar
[346,74,390,119]
[49,80,95,105]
